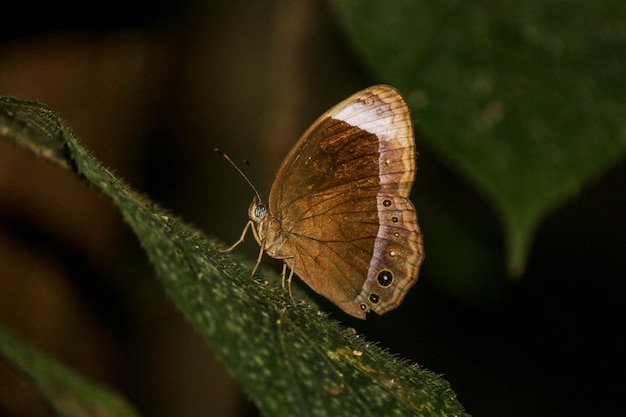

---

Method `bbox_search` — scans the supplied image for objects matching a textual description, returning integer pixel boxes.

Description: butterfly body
[247,85,424,319]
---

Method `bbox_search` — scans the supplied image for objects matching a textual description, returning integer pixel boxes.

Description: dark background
[1,1,624,416]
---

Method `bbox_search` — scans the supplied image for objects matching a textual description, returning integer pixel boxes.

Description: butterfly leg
[220,220,256,252]
[249,244,264,280]
[220,220,265,281]
[280,263,287,290]
[281,263,296,301]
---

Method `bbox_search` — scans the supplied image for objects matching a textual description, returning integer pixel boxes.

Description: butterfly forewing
[259,85,424,319]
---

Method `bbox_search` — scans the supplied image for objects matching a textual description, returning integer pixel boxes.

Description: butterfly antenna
[214,148,262,200]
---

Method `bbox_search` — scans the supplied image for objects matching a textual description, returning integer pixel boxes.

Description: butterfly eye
[254,204,267,220]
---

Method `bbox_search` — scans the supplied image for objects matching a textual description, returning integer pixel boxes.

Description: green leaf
[0,97,468,416]
[0,327,140,417]
[330,0,626,275]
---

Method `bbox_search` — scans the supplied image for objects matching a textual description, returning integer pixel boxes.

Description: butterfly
[224,85,424,319]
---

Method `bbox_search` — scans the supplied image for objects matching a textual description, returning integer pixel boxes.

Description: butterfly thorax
[248,196,288,258]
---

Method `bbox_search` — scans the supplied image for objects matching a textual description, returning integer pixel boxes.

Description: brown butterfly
[224,85,424,319]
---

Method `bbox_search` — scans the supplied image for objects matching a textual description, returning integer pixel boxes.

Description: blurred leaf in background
[331,0,626,276]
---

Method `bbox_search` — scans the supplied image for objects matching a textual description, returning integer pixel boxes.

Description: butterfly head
[248,195,289,257]
[248,195,270,247]
[248,195,267,222]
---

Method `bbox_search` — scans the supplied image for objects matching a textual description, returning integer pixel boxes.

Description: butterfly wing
[267,85,424,319]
